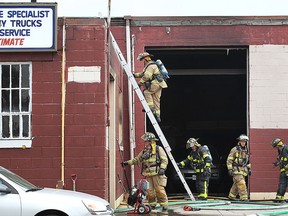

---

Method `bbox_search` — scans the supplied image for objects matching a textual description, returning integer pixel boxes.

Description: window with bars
[0,63,32,148]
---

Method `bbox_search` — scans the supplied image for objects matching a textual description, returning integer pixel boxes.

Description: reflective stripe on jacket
[134,61,168,89]
[278,144,288,173]
[227,146,251,176]
[128,145,168,176]
[179,146,211,173]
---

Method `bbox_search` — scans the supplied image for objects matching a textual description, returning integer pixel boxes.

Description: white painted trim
[0,62,33,148]
[115,194,127,208]
[109,73,117,208]
[0,139,32,148]
[250,192,282,200]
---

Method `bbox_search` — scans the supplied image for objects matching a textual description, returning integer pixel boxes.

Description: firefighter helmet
[237,134,249,142]
[141,132,159,141]
[186,138,200,149]
[137,52,153,61]
[272,138,283,148]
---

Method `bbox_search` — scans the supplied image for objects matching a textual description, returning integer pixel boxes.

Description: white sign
[0,3,57,51]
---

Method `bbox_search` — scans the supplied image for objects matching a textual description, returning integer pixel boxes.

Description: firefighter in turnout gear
[272,138,288,203]
[177,138,212,200]
[227,134,251,201]
[134,52,168,123]
[121,132,169,212]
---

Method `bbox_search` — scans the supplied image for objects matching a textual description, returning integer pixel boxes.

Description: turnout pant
[276,172,288,199]
[147,175,168,208]
[228,174,248,200]
[196,173,210,199]
[143,83,162,117]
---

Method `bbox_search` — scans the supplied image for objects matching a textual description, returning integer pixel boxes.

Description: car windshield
[0,166,36,190]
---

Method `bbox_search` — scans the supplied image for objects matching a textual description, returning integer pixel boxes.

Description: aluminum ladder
[110,32,195,201]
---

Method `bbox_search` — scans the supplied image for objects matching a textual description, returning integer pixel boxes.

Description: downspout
[106,0,112,203]
[60,17,66,188]
[105,1,111,145]
[125,17,135,187]
[106,0,111,128]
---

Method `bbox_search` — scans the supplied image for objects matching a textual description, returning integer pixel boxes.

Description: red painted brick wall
[0,18,110,200]
[2,16,288,203]
[249,129,288,192]
[59,18,108,198]
[129,17,288,192]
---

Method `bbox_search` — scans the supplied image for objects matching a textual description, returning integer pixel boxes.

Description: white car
[0,166,114,216]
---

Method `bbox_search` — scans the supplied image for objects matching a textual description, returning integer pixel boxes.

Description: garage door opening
[145,47,248,196]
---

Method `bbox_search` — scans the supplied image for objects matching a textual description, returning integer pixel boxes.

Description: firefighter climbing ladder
[110,33,195,201]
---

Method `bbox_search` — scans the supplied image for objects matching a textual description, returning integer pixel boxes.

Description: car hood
[20,187,111,213]
[34,187,109,204]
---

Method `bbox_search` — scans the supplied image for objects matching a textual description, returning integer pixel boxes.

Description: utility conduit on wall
[60,17,66,188]
[125,17,135,187]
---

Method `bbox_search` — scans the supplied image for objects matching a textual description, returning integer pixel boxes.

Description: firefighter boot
[150,106,161,123]
[161,206,168,214]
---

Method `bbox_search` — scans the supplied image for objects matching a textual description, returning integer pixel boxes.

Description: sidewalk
[115,199,288,215]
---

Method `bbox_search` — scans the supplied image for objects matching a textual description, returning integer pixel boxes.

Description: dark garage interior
[146,47,248,196]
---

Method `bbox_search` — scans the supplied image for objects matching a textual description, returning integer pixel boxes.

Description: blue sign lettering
[0,20,6,27]
[7,10,50,18]
[10,20,42,28]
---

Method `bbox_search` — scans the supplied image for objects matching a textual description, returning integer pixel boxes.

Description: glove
[273,160,280,167]
[228,169,233,176]
[204,167,211,174]
[248,169,252,176]
[158,168,165,175]
[177,162,182,168]
[203,167,211,177]
[121,161,128,167]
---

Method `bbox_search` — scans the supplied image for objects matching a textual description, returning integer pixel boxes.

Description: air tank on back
[155,59,169,79]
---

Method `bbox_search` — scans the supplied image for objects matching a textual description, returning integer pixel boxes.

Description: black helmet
[141,132,159,141]
[272,138,282,148]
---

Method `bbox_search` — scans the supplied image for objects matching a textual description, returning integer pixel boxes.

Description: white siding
[249,45,288,128]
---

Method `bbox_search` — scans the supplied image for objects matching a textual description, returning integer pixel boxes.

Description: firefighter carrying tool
[110,32,194,201]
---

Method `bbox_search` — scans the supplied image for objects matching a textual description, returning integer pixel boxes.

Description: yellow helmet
[141,132,159,141]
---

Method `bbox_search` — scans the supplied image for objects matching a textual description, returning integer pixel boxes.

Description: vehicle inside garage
[145,47,248,196]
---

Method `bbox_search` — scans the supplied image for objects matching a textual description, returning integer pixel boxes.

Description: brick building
[1,11,288,208]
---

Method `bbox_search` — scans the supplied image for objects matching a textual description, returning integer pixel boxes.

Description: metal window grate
[0,63,31,140]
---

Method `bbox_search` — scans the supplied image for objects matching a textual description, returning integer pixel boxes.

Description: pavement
[115,198,288,216]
